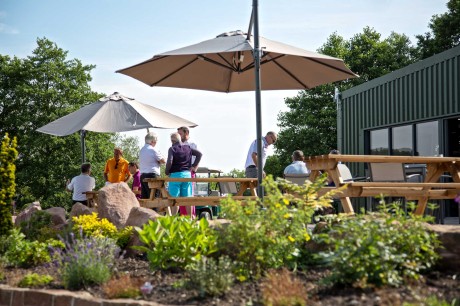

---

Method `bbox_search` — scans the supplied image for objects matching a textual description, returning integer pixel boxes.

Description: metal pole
[253,0,263,198]
[335,87,342,152]
[80,129,86,164]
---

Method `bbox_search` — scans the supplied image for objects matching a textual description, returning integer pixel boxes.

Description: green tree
[0,38,115,209]
[270,28,417,173]
[416,0,460,59]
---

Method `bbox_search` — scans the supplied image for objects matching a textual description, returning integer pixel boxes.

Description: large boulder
[97,183,140,229]
[125,207,161,228]
[425,224,460,273]
[124,207,162,257]
[44,207,67,227]
[69,202,94,219]
[14,201,41,227]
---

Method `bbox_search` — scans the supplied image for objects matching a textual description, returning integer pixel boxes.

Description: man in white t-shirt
[244,131,277,178]
[284,150,310,175]
[66,163,96,206]
[139,131,165,199]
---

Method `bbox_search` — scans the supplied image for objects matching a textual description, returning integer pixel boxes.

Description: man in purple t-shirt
[128,162,141,199]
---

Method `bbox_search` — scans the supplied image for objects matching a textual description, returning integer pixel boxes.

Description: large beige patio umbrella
[37,92,197,162]
[117,2,357,195]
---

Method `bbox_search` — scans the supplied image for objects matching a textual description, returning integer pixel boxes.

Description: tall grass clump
[52,232,120,290]
[218,175,332,280]
[261,268,308,306]
[318,203,440,288]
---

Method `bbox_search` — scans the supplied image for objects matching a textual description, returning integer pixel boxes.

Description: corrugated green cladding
[340,45,460,176]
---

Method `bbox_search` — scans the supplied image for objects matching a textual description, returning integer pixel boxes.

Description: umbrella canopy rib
[151,57,200,87]
[271,59,308,88]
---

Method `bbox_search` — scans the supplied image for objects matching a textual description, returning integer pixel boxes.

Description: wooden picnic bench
[140,177,259,214]
[306,154,460,215]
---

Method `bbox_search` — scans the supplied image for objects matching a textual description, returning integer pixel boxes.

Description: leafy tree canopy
[270,28,417,177]
[416,0,460,59]
[0,38,139,210]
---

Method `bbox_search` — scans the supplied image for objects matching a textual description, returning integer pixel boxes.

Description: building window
[392,125,413,156]
[370,129,389,155]
[416,121,439,156]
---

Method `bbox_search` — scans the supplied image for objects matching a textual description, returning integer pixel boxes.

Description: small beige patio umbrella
[37,92,197,162]
[117,3,357,194]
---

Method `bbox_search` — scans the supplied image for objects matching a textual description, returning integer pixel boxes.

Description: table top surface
[306,154,460,164]
[144,177,258,183]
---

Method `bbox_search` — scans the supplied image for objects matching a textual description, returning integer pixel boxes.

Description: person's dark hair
[292,150,304,161]
[128,161,138,168]
[81,163,91,173]
[330,149,340,155]
[177,126,190,135]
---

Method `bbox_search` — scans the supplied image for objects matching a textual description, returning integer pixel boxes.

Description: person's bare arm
[251,152,258,166]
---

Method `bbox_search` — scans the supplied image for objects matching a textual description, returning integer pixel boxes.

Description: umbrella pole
[80,129,86,164]
[253,0,264,199]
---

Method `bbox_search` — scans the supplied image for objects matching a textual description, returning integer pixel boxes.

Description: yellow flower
[283,198,290,205]
[283,213,291,219]
[304,233,311,241]
[288,236,295,242]
[275,203,282,209]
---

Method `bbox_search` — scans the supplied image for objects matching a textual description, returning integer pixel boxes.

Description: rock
[124,207,162,257]
[69,202,93,219]
[14,201,41,227]
[97,182,140,229]
[44,207,66,227]
[425,224,460,272]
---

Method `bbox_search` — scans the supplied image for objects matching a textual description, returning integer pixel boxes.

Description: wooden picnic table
[306,154,460,215]
[140,177,259,214]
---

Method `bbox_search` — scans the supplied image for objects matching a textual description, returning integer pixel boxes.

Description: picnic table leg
[340,197,355,214]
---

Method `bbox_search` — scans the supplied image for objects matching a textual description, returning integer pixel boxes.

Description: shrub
[52,232,120,290]
[186,256,235,297]
[17,273,53,288]
[135,216,218,270]
[19,210,58,241]
[0,134,18,236]
[218,175,331,279]
[102,274,142,299]
[72,212,133,248]
[0,228,63,268]
[318,204,440,288]
[261,269,307,306]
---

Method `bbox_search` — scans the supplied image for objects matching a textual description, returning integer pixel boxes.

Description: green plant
[186,256,235,297]
[0,134,17,236]
[318,204,440,288]
[102,274,142,299]
[403,295,458,306]
[261,269,307,306]
[72,212,133,248]
[1,228,63,268]
[19,210,58,241]
[135,216,218,270]
[53,232,120,290]
[218,175,331,279]
[17,273,53,288]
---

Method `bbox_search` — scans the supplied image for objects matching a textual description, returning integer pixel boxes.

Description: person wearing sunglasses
[244,131,277,178]
[104,147,132,185]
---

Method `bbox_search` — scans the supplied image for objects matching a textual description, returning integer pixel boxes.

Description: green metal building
[338,45,460,220]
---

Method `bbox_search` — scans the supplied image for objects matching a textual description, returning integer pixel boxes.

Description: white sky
[0,0,448,172]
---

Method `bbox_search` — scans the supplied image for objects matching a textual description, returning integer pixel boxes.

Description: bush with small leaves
[186,256,235,297]
[0,228,64,268]
[218,175,331,280]
[17,273,53,288]
[318,204,440,288]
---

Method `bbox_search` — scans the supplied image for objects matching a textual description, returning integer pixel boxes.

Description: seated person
[66,163,96,206]
[284,150,309,175]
